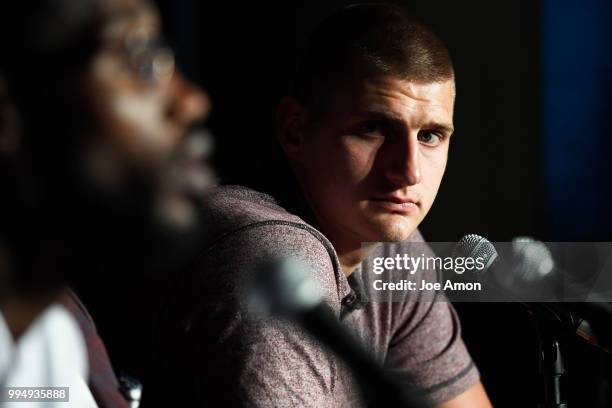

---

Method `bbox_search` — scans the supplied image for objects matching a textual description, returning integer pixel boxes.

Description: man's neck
[334,240,379,277]
[287,174,379,276]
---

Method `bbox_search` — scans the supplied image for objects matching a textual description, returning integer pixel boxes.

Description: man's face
[297,74,454,247]
[82,0,210,192]
[0,0,211,289]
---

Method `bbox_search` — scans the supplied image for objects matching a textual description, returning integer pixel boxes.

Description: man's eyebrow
[353,109,454,134]
[354,108,404,122]
[420,121,455,135]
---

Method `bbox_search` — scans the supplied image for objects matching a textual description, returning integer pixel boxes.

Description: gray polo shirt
[153,185,478,407]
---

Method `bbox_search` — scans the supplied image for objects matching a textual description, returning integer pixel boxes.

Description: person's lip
[370,195,420,213]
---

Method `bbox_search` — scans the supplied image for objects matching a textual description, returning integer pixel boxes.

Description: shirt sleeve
[156,222,349,407]
[59,290,130,408]
[384,252,480,405]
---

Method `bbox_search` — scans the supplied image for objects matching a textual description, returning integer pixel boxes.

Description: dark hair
[0,0,101,160]
[0,0,101,83]
[0,0,103,292]
[293,3,454,115]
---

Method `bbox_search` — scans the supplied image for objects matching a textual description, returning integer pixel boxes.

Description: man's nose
[165,72,210,128]
[385,132,421,186]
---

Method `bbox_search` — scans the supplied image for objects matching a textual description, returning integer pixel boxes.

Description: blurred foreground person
[0,0,211,406]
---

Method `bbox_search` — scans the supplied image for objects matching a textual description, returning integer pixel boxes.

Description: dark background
[93,0,611,406]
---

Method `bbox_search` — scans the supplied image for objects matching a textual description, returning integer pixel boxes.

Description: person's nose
[165,72,210,129]
[385,131,421,187]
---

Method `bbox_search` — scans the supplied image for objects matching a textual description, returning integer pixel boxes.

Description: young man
[0,0,210,405]
[152,4,491,407]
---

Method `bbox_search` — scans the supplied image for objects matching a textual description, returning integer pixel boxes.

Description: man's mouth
[370,195,419,214]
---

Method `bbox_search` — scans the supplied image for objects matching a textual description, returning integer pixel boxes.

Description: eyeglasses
[123,30,175,85]
[101,21,176,86]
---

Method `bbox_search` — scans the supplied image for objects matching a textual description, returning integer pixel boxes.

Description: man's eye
[417,131,442,146]
[356,121,382,135]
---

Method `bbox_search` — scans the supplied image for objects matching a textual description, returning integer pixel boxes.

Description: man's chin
[364,215,419,243]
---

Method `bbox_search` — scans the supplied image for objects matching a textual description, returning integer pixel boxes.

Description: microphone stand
[537,330,568,408]
[524,303,569,408]
[250,257,430,408]
[298,303,430,408]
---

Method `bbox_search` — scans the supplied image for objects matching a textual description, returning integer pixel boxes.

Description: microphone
[455,234,612,351]
[506,237,612,351]
[249,257,431,408]
[453,234,575,408]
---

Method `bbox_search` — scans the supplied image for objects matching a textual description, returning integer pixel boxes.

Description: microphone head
[248,257,322,318]
[511,237,554,282]
[452,234,498,276]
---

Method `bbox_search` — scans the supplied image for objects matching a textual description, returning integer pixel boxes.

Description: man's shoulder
[194,185,347,305]
[199,185,340,279]
[200,185,307,239]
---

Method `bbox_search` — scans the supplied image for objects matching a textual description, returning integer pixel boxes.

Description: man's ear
[276,96,309,162]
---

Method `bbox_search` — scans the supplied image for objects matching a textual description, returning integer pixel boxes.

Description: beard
[4,126,214,293]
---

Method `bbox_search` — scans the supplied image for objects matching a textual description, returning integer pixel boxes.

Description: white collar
[0,304,98,407]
